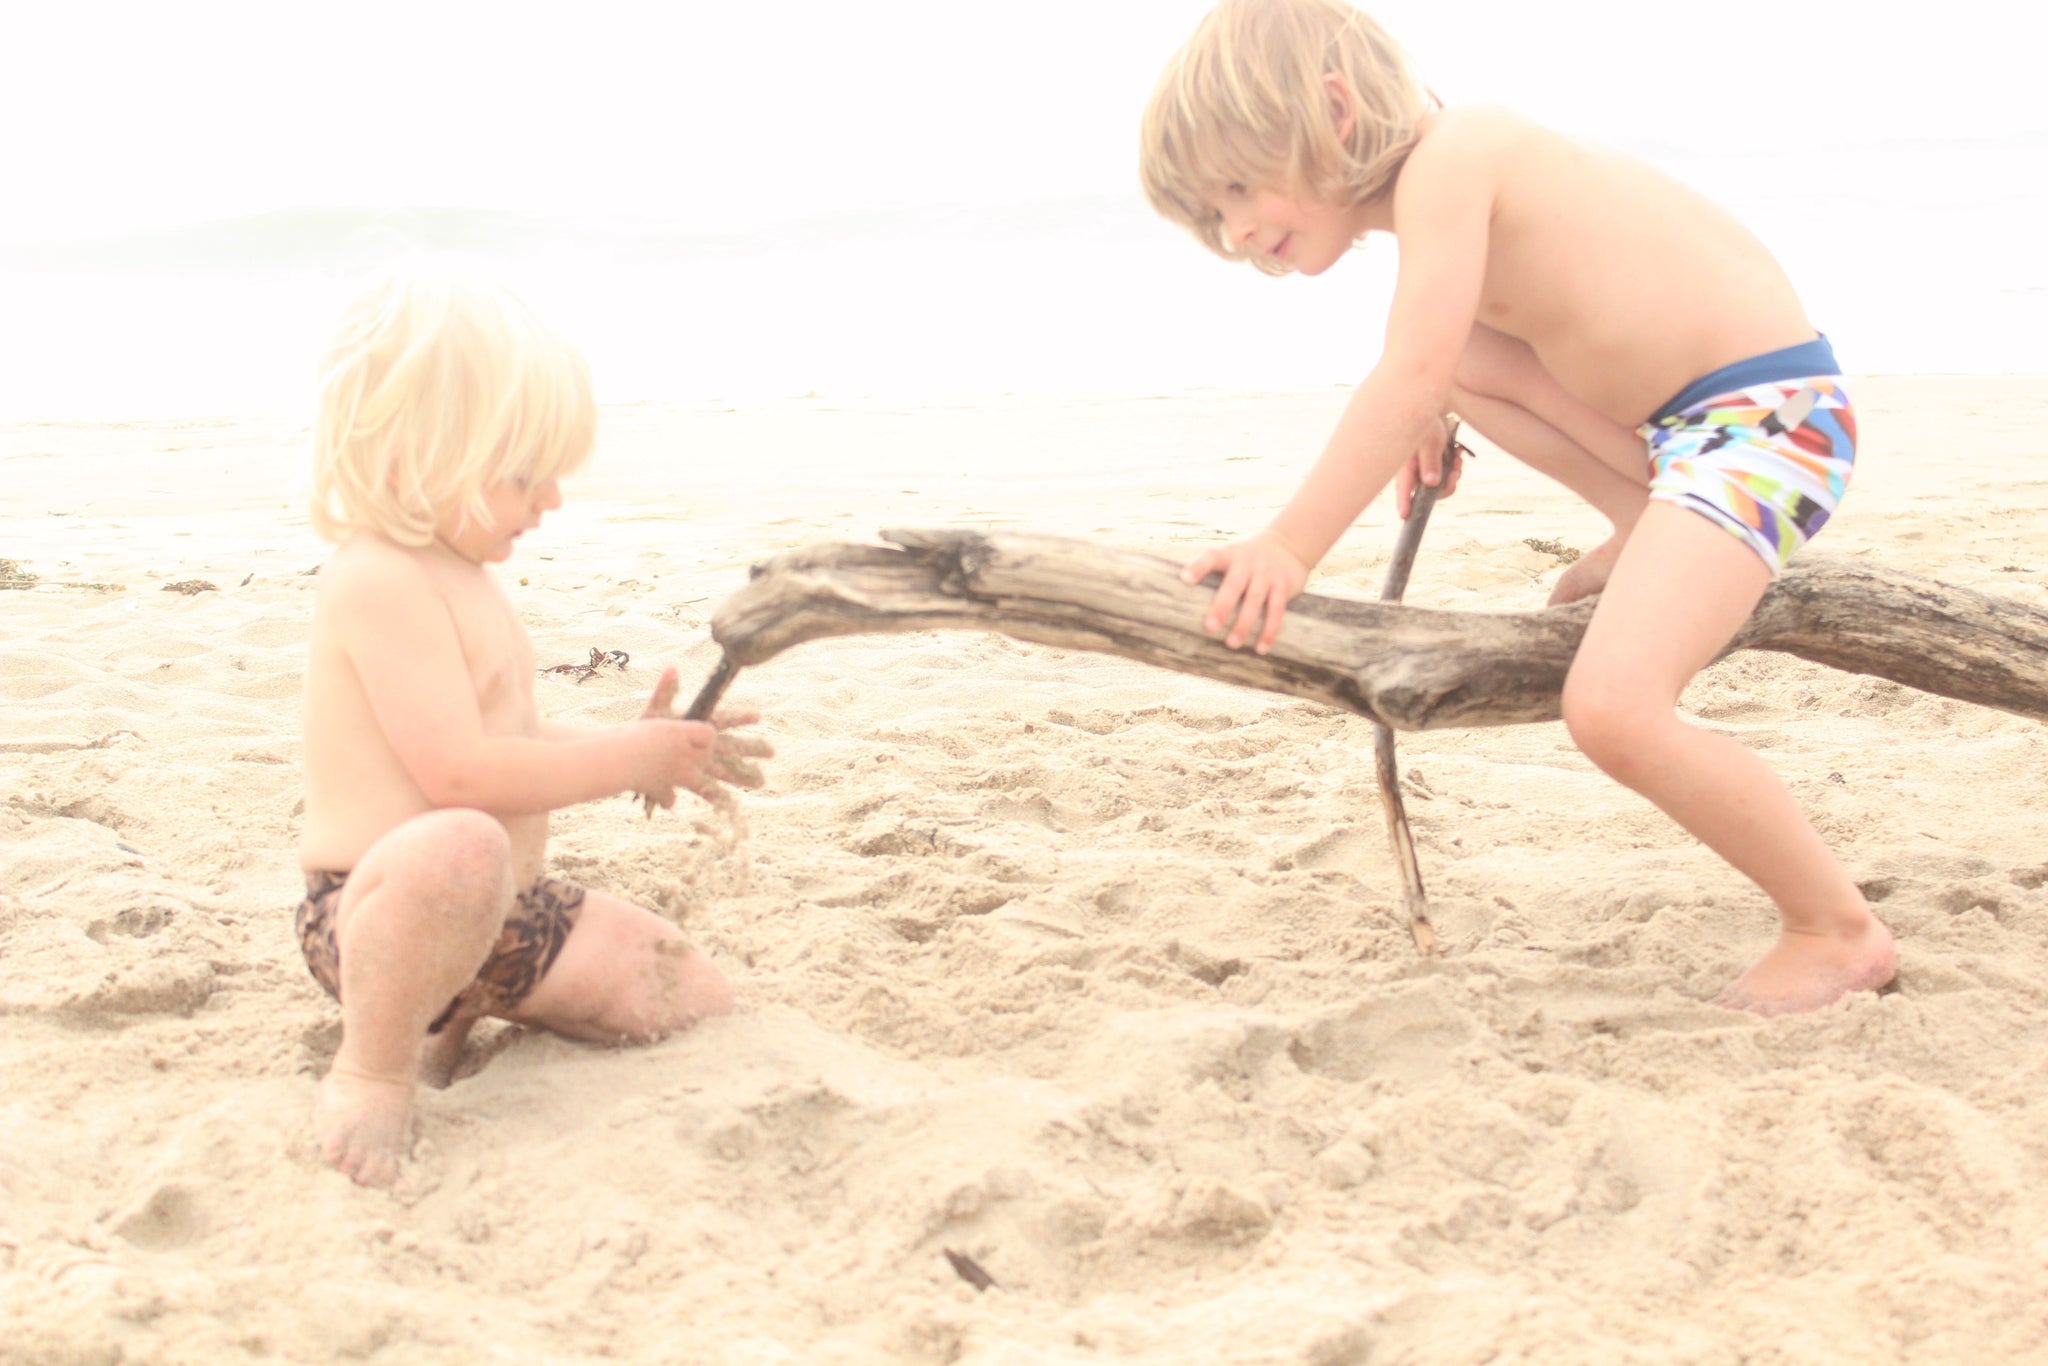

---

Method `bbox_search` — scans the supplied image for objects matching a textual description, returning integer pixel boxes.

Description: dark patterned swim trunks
[293,870,587,1033]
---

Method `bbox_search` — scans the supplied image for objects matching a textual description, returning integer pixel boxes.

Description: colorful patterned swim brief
[1638,376,1857,572]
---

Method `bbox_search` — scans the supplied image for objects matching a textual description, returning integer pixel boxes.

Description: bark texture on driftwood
[709,528,2048,730]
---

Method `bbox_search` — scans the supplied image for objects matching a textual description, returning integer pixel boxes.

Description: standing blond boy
[296,268,767,1186]
[1141,0,1895,1014]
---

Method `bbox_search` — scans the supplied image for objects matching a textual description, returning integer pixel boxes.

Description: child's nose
[532,478,562,510]
[1221,206,1256,247]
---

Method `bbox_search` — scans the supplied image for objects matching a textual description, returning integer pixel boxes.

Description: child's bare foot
[1548,534,1625,605]
[314,1063,416,1187]
[1713,917,1897,1016]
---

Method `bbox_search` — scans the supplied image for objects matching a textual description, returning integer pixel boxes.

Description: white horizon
[6,1,2037,244]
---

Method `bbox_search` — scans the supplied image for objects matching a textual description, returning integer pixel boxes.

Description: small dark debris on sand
[541,647,631,684]
[942,1247,998,1292]
[1522,537,1581,564]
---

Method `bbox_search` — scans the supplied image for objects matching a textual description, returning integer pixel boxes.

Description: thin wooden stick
[682,653,741,722]
[1371,420,1462,953]
[636,654,744,813]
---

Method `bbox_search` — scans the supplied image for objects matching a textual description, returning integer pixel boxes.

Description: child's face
[436,475,563,564]
[1211,182,1365,277]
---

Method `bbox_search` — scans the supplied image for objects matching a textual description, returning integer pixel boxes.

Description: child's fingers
[707,724,771,789]
[710,755,767,788]
[1417,451,1462,508]
[708,707,762,731]
[1181,547,1226,587]
[1205,559,1254,636]
[1222,571,1266,649]
[641,666,681,719]
[1417,445,1443,487]
[715,733,774,760]
[1253,582,1291,655]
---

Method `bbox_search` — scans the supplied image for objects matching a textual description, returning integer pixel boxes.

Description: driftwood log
[698,531,2048,730]
[687,522,2048,950]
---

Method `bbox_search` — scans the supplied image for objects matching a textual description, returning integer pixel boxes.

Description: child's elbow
[1380,353,1458,417]
[414,776,469,809]
[410,753,491,810]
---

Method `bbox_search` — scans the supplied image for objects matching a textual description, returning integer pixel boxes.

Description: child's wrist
[616,723,664,795]
[1264,525,1318,572]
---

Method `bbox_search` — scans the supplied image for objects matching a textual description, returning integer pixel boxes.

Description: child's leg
[1560,503,1896,1013]
[316,808,514,1187]
[1451,325,1651,603]
[508,890,734,1044]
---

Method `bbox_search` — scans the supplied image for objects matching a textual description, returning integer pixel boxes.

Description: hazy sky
[6,0,2036,242]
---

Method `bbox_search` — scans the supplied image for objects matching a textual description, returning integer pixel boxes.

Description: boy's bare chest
[440,575,535,724]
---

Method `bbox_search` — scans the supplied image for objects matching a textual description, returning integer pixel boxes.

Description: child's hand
[1394,417,1466,519]
[634,668,773,815]
[1180,530,1309,656]
[628,717,718,814]
[698,708,773,807]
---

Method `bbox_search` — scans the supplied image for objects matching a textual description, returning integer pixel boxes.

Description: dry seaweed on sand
[540,647,632,684]
[1522,536,1581,564]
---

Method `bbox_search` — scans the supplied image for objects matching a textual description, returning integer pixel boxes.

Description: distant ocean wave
[1,196,1370,419]
[4,137,2043,422]
[5,197,1168,273]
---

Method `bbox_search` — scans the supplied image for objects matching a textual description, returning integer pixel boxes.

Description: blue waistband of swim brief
[1649,335,1841,424]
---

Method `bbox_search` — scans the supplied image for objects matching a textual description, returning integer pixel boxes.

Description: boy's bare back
[1382,105,1814,427]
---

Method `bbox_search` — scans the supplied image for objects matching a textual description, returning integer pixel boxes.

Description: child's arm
[1182,121,1496,654]
[327,552,716,815]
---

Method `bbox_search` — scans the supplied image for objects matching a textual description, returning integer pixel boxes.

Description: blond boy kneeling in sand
[294,269,766,1187]
[1142,0,1895,1013]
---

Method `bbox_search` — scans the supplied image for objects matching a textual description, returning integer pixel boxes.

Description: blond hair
[1139,0,1428,274]
[310,265,596,545]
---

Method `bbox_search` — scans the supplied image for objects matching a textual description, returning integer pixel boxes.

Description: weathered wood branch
[1368,423,1453,952]
[708,528,2048,730]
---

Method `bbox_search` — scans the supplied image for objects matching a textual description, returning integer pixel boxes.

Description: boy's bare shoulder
[1397,106,1610,228]
[314,534,436,611]
[1389,104,1541,208]
[1404,104,1553,172]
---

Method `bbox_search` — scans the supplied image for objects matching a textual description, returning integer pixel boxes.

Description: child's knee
[632,936,733,1039]
[530,911,733,1044]
[1560,667,1668,781]
[398,809,511,884]
[346,809,512,941]
[414,813,513,918]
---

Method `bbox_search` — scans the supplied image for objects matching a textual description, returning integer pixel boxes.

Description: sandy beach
[4,375,2047,1363]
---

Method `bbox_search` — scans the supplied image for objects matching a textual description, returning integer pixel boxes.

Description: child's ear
[1322,71,1356,143]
